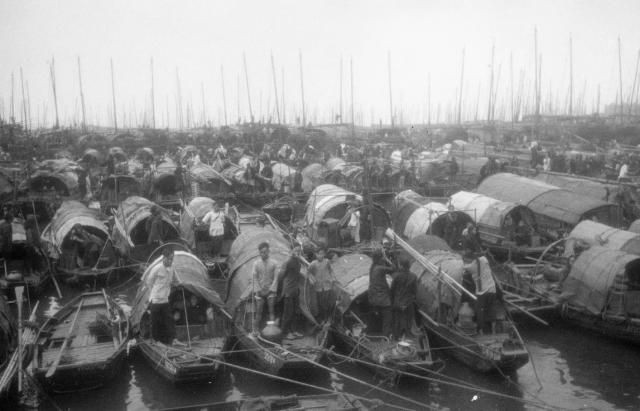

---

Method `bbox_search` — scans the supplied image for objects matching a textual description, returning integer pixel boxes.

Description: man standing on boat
[279,243,303,339]
[390,257,417,340]
[148,248,177,345]
[463,254,497,335]
[202,202,225,258]
[368,249,394,338]
[146,206,166,246]
[308,248,336,323]
[251,242,279,333]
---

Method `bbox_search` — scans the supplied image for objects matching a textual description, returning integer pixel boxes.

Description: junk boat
[32,291,129,392]
[329,253,441,380]
[130,250,230,383]
[225,220,328,375]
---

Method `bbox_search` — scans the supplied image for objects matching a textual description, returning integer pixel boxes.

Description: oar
[46,297,84,378]
[15,286,24,392]
[101,289,120,349]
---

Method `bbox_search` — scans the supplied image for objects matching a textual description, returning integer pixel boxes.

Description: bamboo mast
[618,37,624,123]
[628,49,640,118]
[457,48,465,124]
[339,56,343,123]
[387,51,394,128]
[49,57,60,129]
[299,50,306,126]
[281,67,286,124]
[487,42,495,123]
[77,57,87,132]
[569,35,574,116]
[26,80,32,131]
[110,59,118,131]
[350,57,355,136]
[510,52,514,127]
[10,72,15,124]
[270,52,281,124]
[150,58,156,128]
[242,53,254,122]
[201,82,206,127]
[220,65,228,126]
[236,75,241,123]
[427,73,431,125]
[19,67,27,131]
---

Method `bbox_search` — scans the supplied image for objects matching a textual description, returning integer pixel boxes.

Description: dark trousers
[393,305,415,340]
[211,235,224,256]
[316,289,336,323]
[476,292,497,332]
[372,305,392,337]
[281,291,299,335]
[150,303,175,344]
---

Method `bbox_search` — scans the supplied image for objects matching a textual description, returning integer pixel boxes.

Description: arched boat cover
[477,173,621,227]
[407,235,452,254]
[0,168,14,198]
[180,197,215,248]
[532,172,613,201]
[629,219,640,234]
[332,254,372,313]
[450,191,536,232]
[394,190,472,240]
[411,250,464,319]
[82,148,102,163]
[220,163,248,186]
[569,220,640,255]
[111,196,176,249]
[325,157,346,171]
[225,225,291,313]
[301,163,327,193]
[136,147,155,162]
[40,200,109,257]
[189,163,232,186]
[130,251,224,330]
[178,145,199,163]
[99,175,141,202]
[305,184,391,231]
[108,147,127,162]
[562,246,640,314]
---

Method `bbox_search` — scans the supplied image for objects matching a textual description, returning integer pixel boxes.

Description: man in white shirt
[148,248,176,344]
[347,203,360,244]
[250,242,279,332]
[202,203,225,257]
[618,161,629,181]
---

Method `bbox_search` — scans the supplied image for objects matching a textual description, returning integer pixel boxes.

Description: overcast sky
[1,0,640,128]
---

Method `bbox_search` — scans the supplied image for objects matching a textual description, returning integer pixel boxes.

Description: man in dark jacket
[0,213,13,262]
[368,249,394,337]
[390,257,417,340]
[279,244,303,339]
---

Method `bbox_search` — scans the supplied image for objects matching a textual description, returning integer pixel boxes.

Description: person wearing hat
[463,253,497,335]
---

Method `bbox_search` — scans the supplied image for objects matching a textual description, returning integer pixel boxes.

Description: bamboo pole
[569,35,574,116]
[457,48,465,124]
[618,37,624,123]
[242,53,254,122]
[236,74,241,123]
[77,57,87,132]
[10,72,15,124]
[150,58,156,128]
[201,82,206,127]
[387,51,394,127]
[20,67,27,131]
[110,59,118,131]
[299,50,306,126]
[220,65,228,126]
[487,42,495,123]
[510,53,514,127]
[281,67,286,124]
[270,52,281,124]
[628,49,640,118]
[350,57,355,135]
[339,55,343,124]
[49,57,60,129]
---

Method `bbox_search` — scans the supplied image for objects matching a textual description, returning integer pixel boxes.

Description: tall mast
[220,65,228,126]
[77,57,87,131]
[201,82,206,127]
[487,42,495,123]
[350,57,355,136]
[150,58,156,128]
[10,72,15,124]
[49,57,60,129]
[339,56,343,123]
[427,73,431,125]
[20,67,27,131]
[387,51,394,128]
[110,59,118,131]
[299,50,306,126]
[510,52,514,127]
[281,67,286,124]
[26,80,32,131]
[270,52,281,124]
[569,35,574,116]
[242,53,254,122]
[534,27,539,118]
[618,37,624,123]
[175,67,183,129]
[457,48,465,124]
[628,49,640,118]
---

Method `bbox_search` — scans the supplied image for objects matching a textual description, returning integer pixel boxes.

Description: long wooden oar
[45,298,84,378]
[101,289,119,349]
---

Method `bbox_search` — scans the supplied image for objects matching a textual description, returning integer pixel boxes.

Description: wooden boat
[40,200,119,278]
[304,184,391,249]
[503,246,640,345]
[163,392,383,411]
[568,220,640,255]
[98,174,141,214]
[18,158,79,199]
[130,250,230,383]
[0,295,16,377]
[390,230,529,373]
[449,190,549,258]
[329,253,441,380]
[149,158,183,212]
[111,196,182,266]
[32,291,129,393]
[188,162,235,201]
[225,221,328,375]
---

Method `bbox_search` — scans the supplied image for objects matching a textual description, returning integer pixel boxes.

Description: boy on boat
[202,202,225,258]
[250,242,279,333]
